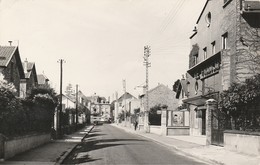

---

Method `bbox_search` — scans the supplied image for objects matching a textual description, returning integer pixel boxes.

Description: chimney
[24,58,28,73]
[8,41,12,46]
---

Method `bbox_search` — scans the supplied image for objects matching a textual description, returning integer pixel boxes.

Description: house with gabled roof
[139,84,178,112]
[138,83,182,135]
[37,73,49,88]
[117,92,137,114]
[20,59,38,98]
[0,46,25,96]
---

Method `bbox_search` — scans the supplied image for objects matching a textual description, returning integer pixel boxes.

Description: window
[187,81,190,95]
[194,54,198,64]
[203,47,207,59]
[222,33,228,49]
[195,81,199,95]
[205,12,211,27]
[211,41,216,55]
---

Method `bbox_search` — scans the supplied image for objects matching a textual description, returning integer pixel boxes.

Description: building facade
[139,84,179,126]
[20,59,38,98]
[0,46,25,97]
[184,0,260,137]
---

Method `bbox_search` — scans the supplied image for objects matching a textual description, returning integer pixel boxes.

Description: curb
[55,125,95,165]
[112,124,223,165]
[138,135,223,165]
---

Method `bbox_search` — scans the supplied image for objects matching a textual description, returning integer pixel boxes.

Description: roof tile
[0,46,17,67]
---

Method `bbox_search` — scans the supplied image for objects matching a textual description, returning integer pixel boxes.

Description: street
[63,124,207,165]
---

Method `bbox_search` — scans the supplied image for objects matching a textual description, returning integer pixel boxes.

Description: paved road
[63,124,208,165]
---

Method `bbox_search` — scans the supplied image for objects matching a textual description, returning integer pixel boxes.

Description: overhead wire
[147,0,183,44]
[146,0,205,58]
[148,1,191,57]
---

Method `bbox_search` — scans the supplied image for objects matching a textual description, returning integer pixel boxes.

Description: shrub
[0,82,58,137]
[219,74,260,131]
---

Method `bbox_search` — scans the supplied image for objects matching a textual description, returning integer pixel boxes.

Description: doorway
[202,109,206,135]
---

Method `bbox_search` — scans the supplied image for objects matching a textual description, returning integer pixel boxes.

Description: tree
[219,74,260,131]
[173,79,180,93]
[65,83,74,97]
[26,86,58,132]
[237,16,260,80]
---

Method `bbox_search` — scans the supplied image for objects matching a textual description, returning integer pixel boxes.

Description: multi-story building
[87,93,111,123]
[183,0,260,142]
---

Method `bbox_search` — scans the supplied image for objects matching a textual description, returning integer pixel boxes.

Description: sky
[0,0,206,100]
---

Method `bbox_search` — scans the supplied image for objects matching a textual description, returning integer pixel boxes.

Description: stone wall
[4,133,51,160]
[224,130,260,156]
[167,127,190,136]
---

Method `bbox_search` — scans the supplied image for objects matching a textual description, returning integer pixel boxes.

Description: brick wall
[235,1,260,82]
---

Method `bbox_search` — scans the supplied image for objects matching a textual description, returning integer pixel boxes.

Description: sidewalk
[111,124,260,165]
[1,125,94,165]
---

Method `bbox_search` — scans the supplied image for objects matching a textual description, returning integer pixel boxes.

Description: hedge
[0,83,58,137]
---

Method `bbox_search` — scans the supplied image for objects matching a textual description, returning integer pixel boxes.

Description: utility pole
[115,91,119,124]
[58,59,65,138]
[143,45,151,133]
[123,79,126,126]
[75,84,79,130]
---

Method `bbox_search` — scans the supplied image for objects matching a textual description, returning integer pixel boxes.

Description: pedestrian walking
[134,120,138,130]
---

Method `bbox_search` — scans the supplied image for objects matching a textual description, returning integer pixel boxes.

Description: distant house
[128,99,140,115]
[55,94,76,128]
[20,59,38,98]
[139,84,178,111]
[139,84,180,128]
[37,73,49,88]
[86,93,111,123]
[117,92,137,114]
[0,46,25,96]
[61,94,76,110]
